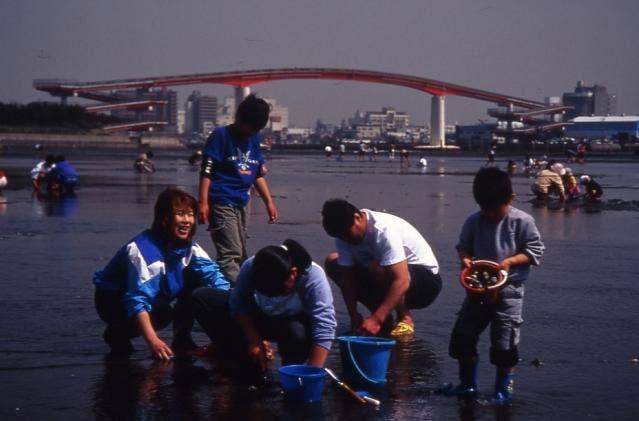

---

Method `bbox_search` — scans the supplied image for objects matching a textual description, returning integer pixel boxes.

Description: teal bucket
[278,364,326,402]
[337,336,396,385]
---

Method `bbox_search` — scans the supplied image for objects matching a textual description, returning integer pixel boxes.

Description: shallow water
[1,152,638,420]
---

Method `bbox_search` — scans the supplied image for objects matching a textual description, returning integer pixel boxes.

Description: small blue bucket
[278,364,326,402]
[338,336,396,385]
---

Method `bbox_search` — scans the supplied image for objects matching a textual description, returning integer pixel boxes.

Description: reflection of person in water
[0,169,7,194]
[32,191,78,217]
[93,188,229,358]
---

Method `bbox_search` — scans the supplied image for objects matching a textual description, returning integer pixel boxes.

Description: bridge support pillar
[430,95,446,148]
[234,86,251,109]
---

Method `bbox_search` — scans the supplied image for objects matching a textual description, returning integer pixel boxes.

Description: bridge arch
[34,68,545,146]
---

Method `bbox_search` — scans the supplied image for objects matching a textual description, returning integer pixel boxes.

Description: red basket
[459,260,508,295]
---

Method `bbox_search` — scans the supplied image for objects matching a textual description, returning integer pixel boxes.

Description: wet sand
[1,152,638,420]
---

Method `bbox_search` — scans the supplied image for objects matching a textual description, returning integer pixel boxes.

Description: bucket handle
[346,340,384,385]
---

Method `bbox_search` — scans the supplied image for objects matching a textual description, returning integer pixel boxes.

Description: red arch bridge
[34,68,569,147]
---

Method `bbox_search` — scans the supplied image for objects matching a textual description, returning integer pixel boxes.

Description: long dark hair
[151,187,198,241]
[251,239,312,296]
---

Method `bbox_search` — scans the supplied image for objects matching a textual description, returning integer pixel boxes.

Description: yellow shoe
[390,321,415,338]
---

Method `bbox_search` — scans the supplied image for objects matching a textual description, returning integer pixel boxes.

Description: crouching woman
[93,187,229,358]
[193,239,336,372]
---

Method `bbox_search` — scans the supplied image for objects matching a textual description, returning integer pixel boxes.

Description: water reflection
[31,191,78,217]
[0,194,7,216]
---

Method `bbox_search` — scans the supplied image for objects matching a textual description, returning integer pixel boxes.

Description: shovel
[324,367,380,406]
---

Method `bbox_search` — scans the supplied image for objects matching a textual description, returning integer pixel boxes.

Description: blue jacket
[94,230,229,318]
[53,160,79,185]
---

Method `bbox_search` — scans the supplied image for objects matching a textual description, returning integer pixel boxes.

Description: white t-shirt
[335,209,439,274]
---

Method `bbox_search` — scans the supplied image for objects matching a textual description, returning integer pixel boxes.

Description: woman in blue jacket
[93,187,229,358]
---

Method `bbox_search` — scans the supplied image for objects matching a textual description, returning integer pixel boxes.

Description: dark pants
[328,261,442,313]
[95,287,195,349]
[190,288,312,366]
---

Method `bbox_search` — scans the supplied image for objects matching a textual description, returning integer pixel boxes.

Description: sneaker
[390,321,415,339]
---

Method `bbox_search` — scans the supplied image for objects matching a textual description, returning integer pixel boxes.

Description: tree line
[0,102,120,130]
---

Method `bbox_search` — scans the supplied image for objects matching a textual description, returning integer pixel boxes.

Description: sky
[1,0,638,126]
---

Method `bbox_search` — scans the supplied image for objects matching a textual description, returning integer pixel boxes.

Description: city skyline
[2,0,638,126]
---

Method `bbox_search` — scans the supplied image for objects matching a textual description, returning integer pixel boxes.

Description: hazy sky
[2,0,638,126]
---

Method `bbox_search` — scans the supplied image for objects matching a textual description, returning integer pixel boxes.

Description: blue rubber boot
[443,361,478,397]
[494,371,514,404]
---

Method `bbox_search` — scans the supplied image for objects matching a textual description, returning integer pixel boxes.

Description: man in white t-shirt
[322,199,442,338]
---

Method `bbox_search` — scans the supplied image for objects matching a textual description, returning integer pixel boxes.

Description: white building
[365,107,410,132]
[216,96,235,127]
[177,110,185,134]
[264,98,289,132]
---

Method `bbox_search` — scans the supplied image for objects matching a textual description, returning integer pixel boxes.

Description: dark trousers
[95,288,195,348]
[190,288,312,366]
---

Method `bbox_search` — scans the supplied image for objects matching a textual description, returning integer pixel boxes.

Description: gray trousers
[449,283,524,367]
[209,203,247,283]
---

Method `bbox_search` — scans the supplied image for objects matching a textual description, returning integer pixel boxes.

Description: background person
[30,154,55,191]
[50,155,79,194]
[580,175,603,201]
[531,162,565,201]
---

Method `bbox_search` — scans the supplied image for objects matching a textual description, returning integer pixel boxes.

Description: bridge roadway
[34,68,547,145]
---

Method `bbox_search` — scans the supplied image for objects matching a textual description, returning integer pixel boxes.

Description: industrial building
[185,91,217,135]
[566,116,639,139]
[562,81,616,119]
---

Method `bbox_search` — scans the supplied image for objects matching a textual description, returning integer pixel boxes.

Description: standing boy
[322,199,441,338]
[446,167,544,403]
[198,94,278,283]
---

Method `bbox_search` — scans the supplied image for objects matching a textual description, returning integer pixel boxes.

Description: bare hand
[499,258,512,273]
[350,312,364,331]
[198,202,209,224]
[148,337,174,361]
[247,341,270,372]
[357,316,382,336]
[461,256,473,270]
[266,202,278,224]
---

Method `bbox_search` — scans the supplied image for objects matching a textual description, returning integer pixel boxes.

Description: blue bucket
[278,364,326,402]
[338,336,396,384]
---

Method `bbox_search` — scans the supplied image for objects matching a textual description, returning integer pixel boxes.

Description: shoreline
[1,131,637,161]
